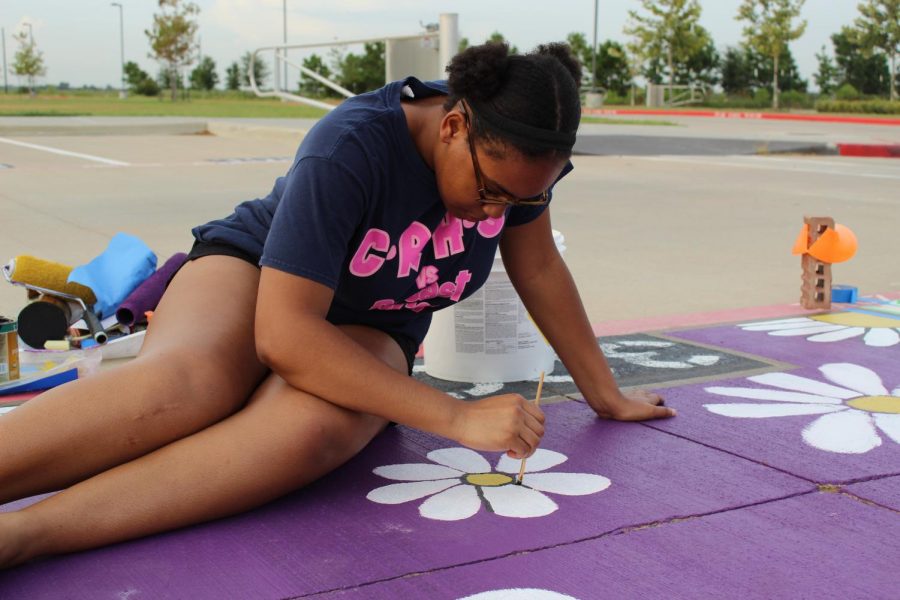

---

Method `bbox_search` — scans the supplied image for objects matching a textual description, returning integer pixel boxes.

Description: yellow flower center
[810,312,900,329]
[465,473,514,487]
[846,396,900,415]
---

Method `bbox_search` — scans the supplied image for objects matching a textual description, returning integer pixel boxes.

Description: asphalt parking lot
[1,116,898,324]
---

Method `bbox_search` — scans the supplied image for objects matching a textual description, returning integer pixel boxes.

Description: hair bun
[445,42,510,103]
[533,43,582,85]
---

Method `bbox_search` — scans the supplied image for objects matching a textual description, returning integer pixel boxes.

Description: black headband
[469,100,577,151]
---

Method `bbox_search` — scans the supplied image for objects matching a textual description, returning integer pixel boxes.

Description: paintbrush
[516,371,545,485]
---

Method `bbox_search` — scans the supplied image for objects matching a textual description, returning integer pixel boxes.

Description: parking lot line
[0,137,130,166]
[632,155,900,181]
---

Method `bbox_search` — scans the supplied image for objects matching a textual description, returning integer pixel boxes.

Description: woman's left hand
[586,389,676,421]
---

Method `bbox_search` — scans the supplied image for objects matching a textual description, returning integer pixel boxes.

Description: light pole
[282,0,288,92]
[24,22,33,48]
[591,0,598,92]
[111,3,126,98]
[1,27,8,94]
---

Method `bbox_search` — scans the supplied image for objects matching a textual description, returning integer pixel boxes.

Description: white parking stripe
[0,137,129,166]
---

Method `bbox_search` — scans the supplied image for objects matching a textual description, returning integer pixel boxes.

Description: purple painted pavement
[0,401,807,599]
[310,492,900,600]
[846,476,900,511]
[642,364,900,484]
[667,318,899,372]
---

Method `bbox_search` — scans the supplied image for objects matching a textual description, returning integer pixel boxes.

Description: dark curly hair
[444,42,582,159]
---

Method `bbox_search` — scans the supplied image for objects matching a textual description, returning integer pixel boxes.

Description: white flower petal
[802,410,882,454]
[819,363,888,396]
[863,327,900,347]
[704,403,845,418]
[687,355,721,366]
[739,317,813,328]
[807,327,866,342]
[893,386,900,397]
[769,324,848,336]
[482,484,558,518]
[463,382,504,396]
[418,484,481,521]
[522,472,611,496]
[704,386,841,404]
[747,372,857,400]
[496,449,568,474]
[427,448,491,473]
[874,413,900,444]
[367,479,459,505]
[373,463,463,481]
[459,590,578,600]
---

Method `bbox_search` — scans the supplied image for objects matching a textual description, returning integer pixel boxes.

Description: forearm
[511,253,620,403]
[257,317,465,440]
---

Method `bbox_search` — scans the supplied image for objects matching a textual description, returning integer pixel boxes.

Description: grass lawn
[0,92,330,119]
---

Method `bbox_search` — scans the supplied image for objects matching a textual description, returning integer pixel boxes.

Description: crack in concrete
[294,490,816,599]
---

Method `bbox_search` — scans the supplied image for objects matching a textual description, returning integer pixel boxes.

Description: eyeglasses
[459,102,549,207]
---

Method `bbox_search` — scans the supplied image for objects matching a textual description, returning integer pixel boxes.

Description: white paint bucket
[423,230,565,383]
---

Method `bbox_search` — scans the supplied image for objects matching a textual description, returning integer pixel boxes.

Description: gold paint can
[0,316,20,382]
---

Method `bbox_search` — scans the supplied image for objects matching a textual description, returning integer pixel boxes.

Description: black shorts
[180,240,418,375]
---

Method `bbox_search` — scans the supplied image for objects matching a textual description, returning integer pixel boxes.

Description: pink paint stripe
[584,108,900,127]
[837,143,900,158]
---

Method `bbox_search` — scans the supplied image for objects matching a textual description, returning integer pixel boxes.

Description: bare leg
[0,256,267,505]
[0,325,406,567]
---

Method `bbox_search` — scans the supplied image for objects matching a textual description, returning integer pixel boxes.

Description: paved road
[1,116,898,324]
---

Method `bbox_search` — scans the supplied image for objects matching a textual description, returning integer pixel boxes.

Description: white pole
[1,27,8,94]
[591,0,598,92]
[283,0,288,92]
[111,3,126,99]
[438,13,459,77]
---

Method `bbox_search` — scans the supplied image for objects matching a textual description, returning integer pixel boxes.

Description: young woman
[0,42,674,568]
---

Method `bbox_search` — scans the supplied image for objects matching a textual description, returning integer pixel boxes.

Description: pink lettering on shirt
[397,221,432,278]
[432,215,465,259]
[349,229,391,277]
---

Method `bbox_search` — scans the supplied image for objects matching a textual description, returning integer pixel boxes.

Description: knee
[134,348,263,422]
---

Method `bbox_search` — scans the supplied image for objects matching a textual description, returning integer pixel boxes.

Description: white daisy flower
[367,447,610,520]
[458,590,578,600]
[738,312,900,347]
[704,363,900,454]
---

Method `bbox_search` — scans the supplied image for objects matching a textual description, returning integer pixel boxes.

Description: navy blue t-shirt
[193,78,568,345]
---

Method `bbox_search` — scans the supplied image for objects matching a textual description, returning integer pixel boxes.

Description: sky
[1,1,864,91]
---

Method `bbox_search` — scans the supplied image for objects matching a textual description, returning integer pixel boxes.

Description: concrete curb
[0,120,208,137]
[584,108,900,127]
[835,143,900,158]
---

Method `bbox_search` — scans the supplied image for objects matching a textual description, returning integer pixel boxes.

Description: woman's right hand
[450,393,545,459]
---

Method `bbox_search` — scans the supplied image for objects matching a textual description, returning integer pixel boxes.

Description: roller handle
[83,310,108,345]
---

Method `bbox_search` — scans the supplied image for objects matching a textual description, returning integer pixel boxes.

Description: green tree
[124,61,160,96]
[675,33,720,87]
[157,67,185,92]
[814,46,839,95]
[851,0,900,100]
[832,27,890,95]
[298,53,332,98]
[335,42,385,94]
[240,51,269,88]
[189,56,218,90]
[737,0,807,109]
[625,0,708,96]
[225,61,241,90]
[748,45,808,93]
[720,46,754,94]
[11,30,46,95]
[486,32,518,55]
[145,0,199,101]
[458,37,470,53]
[595,41,633,95]
[565,32,592,86]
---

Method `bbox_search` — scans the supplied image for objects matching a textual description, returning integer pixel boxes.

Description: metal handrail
[249,32,439,111]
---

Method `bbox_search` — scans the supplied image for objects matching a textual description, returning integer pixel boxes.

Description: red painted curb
[584,108,900,126]
[837,143,900,158]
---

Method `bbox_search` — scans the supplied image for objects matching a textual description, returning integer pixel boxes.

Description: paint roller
[2,256,108,348]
